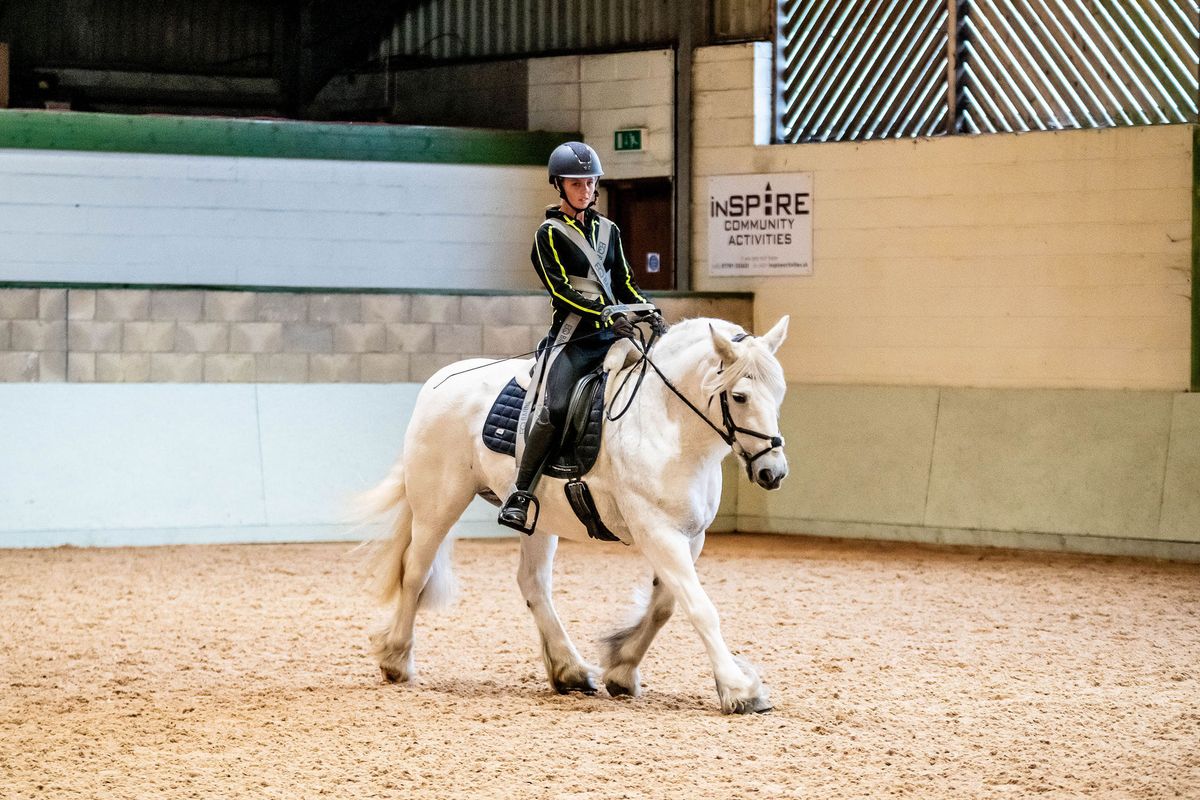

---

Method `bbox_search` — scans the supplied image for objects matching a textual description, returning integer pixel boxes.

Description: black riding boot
[498,409,558,533]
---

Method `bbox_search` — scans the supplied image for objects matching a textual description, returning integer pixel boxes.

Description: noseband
[718,389,785,465]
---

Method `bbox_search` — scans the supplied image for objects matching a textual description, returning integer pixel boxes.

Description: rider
[498,140,665,532]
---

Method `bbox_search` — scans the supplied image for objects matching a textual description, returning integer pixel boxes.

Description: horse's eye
[731,393,748,404]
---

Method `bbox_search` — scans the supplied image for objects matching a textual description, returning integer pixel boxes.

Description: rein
[431,327,614,389]
[607,329,784,471]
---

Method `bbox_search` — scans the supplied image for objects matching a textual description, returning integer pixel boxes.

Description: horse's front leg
[637,526,771,714]
[517,533,597,695]
[601,531,705,697]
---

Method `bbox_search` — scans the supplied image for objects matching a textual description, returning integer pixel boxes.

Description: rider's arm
[609,223,650,306]
[531,224,606,319]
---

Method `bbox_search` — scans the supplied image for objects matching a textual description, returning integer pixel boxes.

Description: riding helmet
[547,141,604,185]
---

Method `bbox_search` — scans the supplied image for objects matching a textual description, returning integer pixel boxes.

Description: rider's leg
[497,405,563,530]
[498,343,581,530]
[517,533,597,694]
[515,405,557,493]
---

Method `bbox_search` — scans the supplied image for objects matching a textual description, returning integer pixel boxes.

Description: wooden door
[602,178,674,291]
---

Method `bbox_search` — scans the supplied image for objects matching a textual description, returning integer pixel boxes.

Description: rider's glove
[610,313,637,340]
[648,310,669,336]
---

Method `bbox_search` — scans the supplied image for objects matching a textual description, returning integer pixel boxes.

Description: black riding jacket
[530,206,649,338]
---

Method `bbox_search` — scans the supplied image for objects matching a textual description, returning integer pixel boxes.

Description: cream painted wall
[529,49,674,180]
[692,43,1193,391]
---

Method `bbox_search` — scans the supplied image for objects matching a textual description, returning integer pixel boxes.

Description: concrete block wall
[529,49,674,180]
[0,287,753,382]
[317,48,676,182]
[0,287,66,381]
[528,55,582,134]
[692,42,773,147]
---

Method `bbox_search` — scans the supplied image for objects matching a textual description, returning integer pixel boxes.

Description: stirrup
[498,490,539,535]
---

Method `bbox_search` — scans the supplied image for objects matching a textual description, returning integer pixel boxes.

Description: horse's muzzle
[755,466,786,490]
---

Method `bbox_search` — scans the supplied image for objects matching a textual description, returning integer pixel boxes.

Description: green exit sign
[614,128,645,151]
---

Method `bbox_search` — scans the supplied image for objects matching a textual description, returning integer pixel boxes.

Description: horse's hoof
[605,681,635,698]
[380,665,405,684]
[726,696,773,715]
[552,674,598,695]
[600,663,641,698]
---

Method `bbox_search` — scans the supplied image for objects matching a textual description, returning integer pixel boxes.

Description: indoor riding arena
[2,3,1198,799]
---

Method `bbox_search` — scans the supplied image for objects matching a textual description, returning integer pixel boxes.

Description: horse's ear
[709,323,738,366]
[761,315,790,354]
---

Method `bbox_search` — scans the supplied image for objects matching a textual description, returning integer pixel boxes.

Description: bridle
[716,379,786,465]
[608,330,786,479]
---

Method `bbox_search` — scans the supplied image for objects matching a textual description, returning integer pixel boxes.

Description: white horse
[358,315,789,714]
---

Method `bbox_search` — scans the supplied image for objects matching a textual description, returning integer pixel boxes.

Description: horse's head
[704,316,790,490]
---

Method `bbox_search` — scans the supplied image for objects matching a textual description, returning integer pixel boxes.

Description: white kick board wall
[0,149,552,291]
[0,383,427,546]
[0,383,740,547]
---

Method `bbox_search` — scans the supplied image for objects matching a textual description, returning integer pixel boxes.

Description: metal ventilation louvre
[961,0,1199,133]
[388,0,677,60]
[777,0,1200,143]
[777,0,951,142]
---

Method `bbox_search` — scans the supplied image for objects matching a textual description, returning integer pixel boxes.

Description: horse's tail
[353,457,457,611]
[420,536,457,611]
[353,458,411,606]
[353,455,409,521]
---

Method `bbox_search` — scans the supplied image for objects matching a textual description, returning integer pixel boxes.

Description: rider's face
[561,177,597,209]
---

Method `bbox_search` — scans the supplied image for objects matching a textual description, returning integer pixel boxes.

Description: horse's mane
[651,317,786,402]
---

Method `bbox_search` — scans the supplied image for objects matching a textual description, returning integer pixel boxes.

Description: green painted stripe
[0,279,752,300]
[1193,126,1199,392]
[0,110,579,165]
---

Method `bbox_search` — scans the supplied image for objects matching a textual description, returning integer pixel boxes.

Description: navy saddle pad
[483,372,608,479]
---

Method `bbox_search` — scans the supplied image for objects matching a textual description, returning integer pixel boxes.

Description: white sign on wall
[708,173,813,277]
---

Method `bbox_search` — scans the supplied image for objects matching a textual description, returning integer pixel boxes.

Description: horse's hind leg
[373,476,474,684]
[601,531,702,697]
[601,574,674,698]
[518,534,597,695]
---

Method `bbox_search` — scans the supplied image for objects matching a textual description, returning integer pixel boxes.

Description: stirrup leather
[497,490,540,535]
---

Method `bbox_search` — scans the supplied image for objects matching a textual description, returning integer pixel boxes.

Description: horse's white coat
[362,316,789,714]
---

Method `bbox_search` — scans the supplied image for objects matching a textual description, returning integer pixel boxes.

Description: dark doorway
[602,177,674,291]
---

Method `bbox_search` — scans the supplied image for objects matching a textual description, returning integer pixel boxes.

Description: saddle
[483,369,607,479]
[482,368,620,542]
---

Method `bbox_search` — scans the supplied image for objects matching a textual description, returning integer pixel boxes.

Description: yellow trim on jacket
[535,224,603,317]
